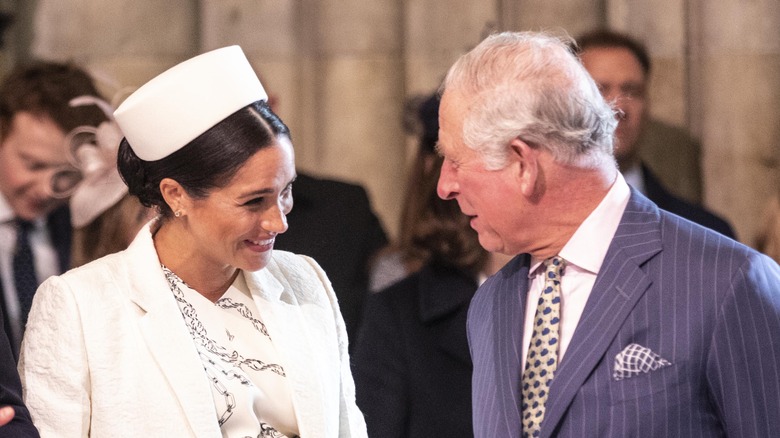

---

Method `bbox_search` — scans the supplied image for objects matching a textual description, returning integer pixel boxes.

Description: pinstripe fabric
[468,189,780,437]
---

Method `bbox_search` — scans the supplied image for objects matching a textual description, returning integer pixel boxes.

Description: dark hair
[71,194,148,268]
[117,100,290,218]
[398,152,487,275]
[395,93,487,275]
[417,93,440,154]
[0,60,107,137]
[574,29,651,76]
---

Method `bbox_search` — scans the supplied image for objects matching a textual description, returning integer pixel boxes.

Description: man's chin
[14,201,62,221]
[477,235,503,254]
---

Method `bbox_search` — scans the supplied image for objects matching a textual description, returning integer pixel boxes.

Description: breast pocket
[608,361,687,405]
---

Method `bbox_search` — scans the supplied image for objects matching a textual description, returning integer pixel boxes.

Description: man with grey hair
[436,31,780,437]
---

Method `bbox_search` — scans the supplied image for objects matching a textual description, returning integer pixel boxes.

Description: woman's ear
[159,178,187,215]
[509,138,540,197]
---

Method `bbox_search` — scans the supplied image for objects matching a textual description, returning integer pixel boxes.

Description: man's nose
[437,160,458,200]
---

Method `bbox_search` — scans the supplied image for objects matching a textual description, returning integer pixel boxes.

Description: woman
[354,93,510,437]
[20,46,366,438]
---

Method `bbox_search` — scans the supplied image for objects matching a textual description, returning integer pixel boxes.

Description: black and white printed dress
[165,266,301,438]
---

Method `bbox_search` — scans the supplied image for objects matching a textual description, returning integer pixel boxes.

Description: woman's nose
[261,202,289,234]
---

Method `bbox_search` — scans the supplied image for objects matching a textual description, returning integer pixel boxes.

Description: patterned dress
[164,266,301,438]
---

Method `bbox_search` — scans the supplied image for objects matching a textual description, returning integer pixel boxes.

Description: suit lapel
[123,223,221,436]
[485,254,530,434]
[541,190,663,436]
[45,205,72,273]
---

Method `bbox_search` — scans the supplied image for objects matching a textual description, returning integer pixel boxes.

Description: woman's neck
[153,220,238,302]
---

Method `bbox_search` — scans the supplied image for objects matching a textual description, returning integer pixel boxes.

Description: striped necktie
[521,256,565,437]
[13,219,38,326]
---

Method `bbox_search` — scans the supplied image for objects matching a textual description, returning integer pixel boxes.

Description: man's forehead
[5,112,69,163]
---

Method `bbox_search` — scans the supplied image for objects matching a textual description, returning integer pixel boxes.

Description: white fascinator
[51,96,128,228]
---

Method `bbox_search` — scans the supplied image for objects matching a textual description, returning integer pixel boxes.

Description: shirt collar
[558,172,630,274]
[0,192,14,225]
[527,172,631,277]
[0,192,49,230]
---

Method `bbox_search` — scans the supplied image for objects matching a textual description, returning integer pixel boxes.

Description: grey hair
[441,31,618,170]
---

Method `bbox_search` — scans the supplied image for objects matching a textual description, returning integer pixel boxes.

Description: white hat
[113,45,267,161]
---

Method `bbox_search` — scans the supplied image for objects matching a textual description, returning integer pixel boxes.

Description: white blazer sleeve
[19,275,91,437]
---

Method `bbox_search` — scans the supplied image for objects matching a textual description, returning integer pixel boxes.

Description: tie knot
[544,256,565,279]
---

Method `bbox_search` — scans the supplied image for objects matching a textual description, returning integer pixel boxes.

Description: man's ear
[159,178,187,214]
[509,138,540,197]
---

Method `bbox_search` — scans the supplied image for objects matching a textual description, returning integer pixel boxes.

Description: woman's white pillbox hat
[113,45,267,161]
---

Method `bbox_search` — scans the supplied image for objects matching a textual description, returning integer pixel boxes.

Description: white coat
[19,222,367,438]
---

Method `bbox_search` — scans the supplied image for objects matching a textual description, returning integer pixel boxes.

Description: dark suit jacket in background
[642,163,736,239]
[275,173,387,348]
[353,264,476,438]
[468,189,780,437]
[0,205,71,360]
[0,311,39,437]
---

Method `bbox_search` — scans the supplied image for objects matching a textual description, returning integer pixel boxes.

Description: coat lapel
[541,190,663,436]
[487,254,530,434]
[418,265,477,364]
[45,205,72,273]
[123,223,221,436]
[243,256,330,438]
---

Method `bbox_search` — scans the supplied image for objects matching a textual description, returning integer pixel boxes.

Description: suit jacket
[0,205,71,360]
[642,163,736,239]
[353,264,476,438]
[275,173,388,348]
[469,189,780,437]
[0,311,38,437]
[19,222,367,438]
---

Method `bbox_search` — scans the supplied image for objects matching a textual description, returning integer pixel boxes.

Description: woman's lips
[245,238,275,252]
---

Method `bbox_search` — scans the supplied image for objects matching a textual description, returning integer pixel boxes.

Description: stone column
[296,0,407,236]
[500,0,604,37]
[688,0,780,244]
[401,0,500,179]
[27,0,198,101]
[200,1,301,156]
[607,0,705,203]
[203,1,407,236]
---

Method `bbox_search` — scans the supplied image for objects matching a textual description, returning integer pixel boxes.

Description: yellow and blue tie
[521,256,565,437]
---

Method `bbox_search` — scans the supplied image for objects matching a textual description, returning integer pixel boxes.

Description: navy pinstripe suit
[468,189,780,437]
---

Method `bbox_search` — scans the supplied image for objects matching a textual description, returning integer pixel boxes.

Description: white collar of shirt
[0,192,48,229]
[528,172,631,276]
[0,192,15,225]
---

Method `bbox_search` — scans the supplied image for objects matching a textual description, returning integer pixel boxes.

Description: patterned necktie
[521,256,565,437]
[13,219,38,326]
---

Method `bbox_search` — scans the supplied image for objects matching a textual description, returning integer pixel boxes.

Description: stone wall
[4,0,776,245]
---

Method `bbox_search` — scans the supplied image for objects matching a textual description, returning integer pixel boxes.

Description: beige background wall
[2,0,777,246]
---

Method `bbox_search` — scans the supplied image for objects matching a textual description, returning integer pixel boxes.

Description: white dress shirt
[521,173,631,370]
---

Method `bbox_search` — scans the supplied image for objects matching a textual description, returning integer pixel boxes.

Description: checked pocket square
[613,343,671,381]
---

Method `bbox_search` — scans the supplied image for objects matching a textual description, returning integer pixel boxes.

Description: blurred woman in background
[354,93,510,438]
